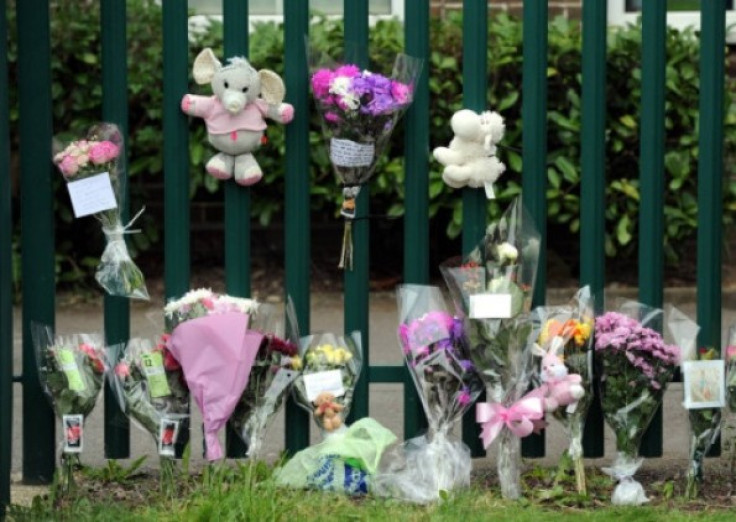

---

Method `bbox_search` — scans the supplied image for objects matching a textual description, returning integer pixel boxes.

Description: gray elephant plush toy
[182,48,294,186]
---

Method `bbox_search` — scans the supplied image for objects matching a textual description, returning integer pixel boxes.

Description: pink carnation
[391,81,411,105]
[334,64,361,78]
[311,69,334,99]
[325,112,340,123]
[88,140,120,165]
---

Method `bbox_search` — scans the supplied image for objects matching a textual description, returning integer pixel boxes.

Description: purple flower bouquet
[309,53,422,269]
[595,303,681,505]
[374,285,483,503]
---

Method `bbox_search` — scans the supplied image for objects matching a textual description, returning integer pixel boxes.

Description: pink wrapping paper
[168,311,263,460]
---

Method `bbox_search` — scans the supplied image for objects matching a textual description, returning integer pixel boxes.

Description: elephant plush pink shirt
[181,95,271,135]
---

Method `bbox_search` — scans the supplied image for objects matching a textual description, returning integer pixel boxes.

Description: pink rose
[311,69,334,99]
[89,141,120,165]
[58,155,79,177]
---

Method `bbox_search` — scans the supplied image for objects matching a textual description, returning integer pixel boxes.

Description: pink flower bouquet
[595,303,682,505]
[52,122,148,299]
[310,53,422,269]
[374,285,482,503]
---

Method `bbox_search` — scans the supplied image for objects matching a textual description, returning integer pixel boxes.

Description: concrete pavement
[8,287,736,487]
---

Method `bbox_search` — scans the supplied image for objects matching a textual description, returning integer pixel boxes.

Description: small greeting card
[63,414,84,453]
[682,360,726,409]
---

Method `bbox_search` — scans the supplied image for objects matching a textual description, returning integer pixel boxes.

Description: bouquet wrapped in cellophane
[530,287,593,494]
[309,50,422,269]
[164,288,263,460]
[595,302,682,505]
[275,332,396,494]
[107,335,189,492]
[725,326,736,494]
[52,122,148,299]
[228,301,303,458]
[373,284,483,503]
[33,325,106,492]
[441,197,543,500]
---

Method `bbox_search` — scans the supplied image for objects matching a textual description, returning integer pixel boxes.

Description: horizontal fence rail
[0,0,729,491]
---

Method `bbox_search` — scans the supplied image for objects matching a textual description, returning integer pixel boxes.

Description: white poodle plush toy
[432,109,506,198]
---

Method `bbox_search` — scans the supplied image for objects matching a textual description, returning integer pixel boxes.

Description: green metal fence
[0,0,728,514]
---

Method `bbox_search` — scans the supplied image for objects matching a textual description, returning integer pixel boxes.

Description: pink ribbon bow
[476,392,545,449]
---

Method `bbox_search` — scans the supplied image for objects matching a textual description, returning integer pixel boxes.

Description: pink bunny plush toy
[182,48,294,186]
[532,337,585,414]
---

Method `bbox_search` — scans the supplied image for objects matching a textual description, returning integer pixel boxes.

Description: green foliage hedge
[6,1,736,286]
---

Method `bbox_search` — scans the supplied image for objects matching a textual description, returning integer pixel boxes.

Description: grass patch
[6,461,736,521]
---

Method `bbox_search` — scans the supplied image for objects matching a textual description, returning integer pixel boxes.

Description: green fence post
[18,0,56,484]
[580,0,606,459]
[1,0,12,511]
[696,0,725,457]
[101,0,131,460]
[520,0,548,459]
[222,0,252,459]
[283,0,310,454]
[344,0,370,424]
[460,0,488,458]
[402,0,430,442]
[162,0,191,456]
[638,0,666,458]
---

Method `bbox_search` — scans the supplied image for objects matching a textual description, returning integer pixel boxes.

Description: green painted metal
[520,0,548,459]
[18,0,56,484]
[344,0,370,425]
[1,0,12,511]
[638,0,666,458]
[223,0,252,459]
[101,0,131,460]
[460,0,488,458]
[403,0,430,441]
[696,0,726,458]
[162,0,191,456]
[283,0,311,454]
[580,0,606,459]
[369,366,406,384]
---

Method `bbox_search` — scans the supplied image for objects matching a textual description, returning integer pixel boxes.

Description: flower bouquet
[33,325,106,491]
[530,287,593,494]
[52,122,148,299]
[373,284,483,503]
[595,303,682,505]
[725,326,736,493]
[441,197,543,500]
[164,289,263,460]
[275,332,396,494]
[309,52,422,269]
[107,335,189,492]
[228,302,303,458]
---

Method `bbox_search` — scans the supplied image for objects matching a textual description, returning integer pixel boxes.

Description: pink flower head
[115,362,130,378]
[727,345,736,362]
[88,141,120,165]
[391,81,411,105]
[457,387,471,406]
[325,112,340,123]
[334,64,361,78]
[79,343,97,358]
[311,69,334,99]
[201,297,215,310]
[58,155,79,177]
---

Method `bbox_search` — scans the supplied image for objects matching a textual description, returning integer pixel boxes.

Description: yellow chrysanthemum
[290,356,302,371]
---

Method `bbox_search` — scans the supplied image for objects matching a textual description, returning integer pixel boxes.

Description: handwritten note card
[67,172,117,218]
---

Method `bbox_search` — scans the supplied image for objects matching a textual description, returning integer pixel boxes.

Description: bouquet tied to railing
[275,332,395,494]
[441,197,543,500]
[52,122,148,299]
[33,325,106,492]
[164,288,263,461]
[373,284,483,503]
[309,49,422,269]
[107,335,189,493]
[530,287,593,494]
[595,302,682,505]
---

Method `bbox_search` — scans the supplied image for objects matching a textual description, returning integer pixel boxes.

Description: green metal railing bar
[101,0,131,460]
[344,0,370,425]
[696,0,725,457]
[1,0,12,511]
[283,0,310,454]
[520,0,548,459]
[402,0,430,441]
[638,0,666,458]
[162,0,191,456]
[223,0,252,459]
[18,0,56,484]
[460,0,488,458]
[579,0,606,459]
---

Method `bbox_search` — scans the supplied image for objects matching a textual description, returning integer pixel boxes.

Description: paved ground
[8,286,736,503]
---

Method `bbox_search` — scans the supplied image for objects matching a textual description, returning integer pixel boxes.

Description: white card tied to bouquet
[433,109,506,199]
